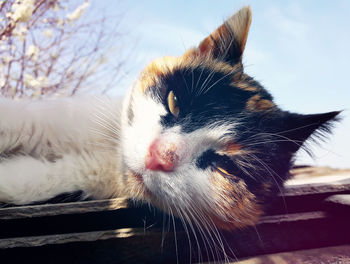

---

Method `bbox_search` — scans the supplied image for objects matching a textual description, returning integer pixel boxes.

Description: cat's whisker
[241,131,304,145]
[202,70,234,95]
[189,201,228,262]
[172,203,194,263]
[194,64,205,96]
[185,198,220,262]
[221,37,235,60]
[233,157,258,181]
[91,116,118,133]
[87,128,118,144]
[182,208,204,263]
[184,204,213,262]
[196,58,218,96]
[168,206,180,264]
[243,139,303,148]
[161,199,174,253]
[197,67,217,96]
[180,72,191,94]
[188,206,217,262]
[89,121,119,141]
[253,224,264,249]
[246,153,288,213]
[203,215,232,263]
[92,111,119,129]
[92,113,120,134]
[246,152,284,182]
[191,67,195,93]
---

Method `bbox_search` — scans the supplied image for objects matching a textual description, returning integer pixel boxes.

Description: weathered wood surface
[233,244,350,264]
[0,211,330,249]
[0,208,349,263]
[0,197,129,220]
[0,228,143,248]
[325,194,350,207]
[1,177,349,220]
[0,166,349,264]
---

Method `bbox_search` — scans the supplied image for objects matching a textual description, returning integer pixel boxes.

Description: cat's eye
[212,161,234,176]
[167,90,179,117]
[215,166,232,176]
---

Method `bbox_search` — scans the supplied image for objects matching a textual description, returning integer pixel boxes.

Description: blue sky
[92,0,350,168]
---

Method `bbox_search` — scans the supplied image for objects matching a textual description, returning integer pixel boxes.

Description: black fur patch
[153,67,266,132]
[36,190,89,204]
[150,65,340,207]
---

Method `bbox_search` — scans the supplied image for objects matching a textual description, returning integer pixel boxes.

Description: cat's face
[120,7,339,230]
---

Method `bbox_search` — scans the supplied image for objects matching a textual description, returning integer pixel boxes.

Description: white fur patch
[120,87,239,212]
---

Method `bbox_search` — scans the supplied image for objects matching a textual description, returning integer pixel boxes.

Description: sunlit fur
[0,6,340,263]
[121,56,264,230]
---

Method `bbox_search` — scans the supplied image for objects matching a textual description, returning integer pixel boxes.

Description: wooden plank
[0,167,349,263]
[1,179,349,220]
[0,228,142,249]
[0,212,328,249]
[325,194,350,207]
[0,210,350,263]
[233,244,350,264]
[0,198,129,220]
[282,179,350,197]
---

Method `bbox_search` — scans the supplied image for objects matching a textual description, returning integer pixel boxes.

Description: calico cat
[0,7,339,230]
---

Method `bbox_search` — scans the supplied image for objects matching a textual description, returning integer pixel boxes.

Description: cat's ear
[279,111,341,153]
[194,6,252,65]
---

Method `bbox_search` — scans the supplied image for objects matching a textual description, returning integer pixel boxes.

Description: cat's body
[0,97,126,204]
[0,7,339,230]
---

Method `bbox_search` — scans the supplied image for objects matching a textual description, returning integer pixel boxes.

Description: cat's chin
[124,169,151,201]
[124,169,166,203]
[125,168,263,230]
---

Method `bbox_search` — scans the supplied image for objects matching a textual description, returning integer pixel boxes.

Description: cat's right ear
[190,6,252,65]
[278,111,341,154]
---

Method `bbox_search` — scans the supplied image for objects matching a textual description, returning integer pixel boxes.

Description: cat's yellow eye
[215,166,232,176]
[212,161,234,176]
[167,90,179,117]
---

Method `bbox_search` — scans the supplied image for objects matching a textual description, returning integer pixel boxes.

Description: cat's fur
[0,7,339,230]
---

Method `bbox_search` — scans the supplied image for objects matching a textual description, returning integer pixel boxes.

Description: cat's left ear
[193,6,252,65]
[278,111,341,153]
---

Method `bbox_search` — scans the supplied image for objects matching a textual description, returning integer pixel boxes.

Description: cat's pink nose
[145,139,179,172]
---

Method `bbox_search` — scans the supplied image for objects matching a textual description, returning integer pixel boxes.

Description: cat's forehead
[138,54,235,92]
[136,55,275,113]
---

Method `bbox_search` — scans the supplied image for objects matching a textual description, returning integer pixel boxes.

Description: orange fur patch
[137,56,178,93]
[199,24,228,56]
[217,142,242,156]
[136,54,237,94]
[246,94,275,111]
[210,171,262,230]
[225,143,242,155]
[234,81,258,92]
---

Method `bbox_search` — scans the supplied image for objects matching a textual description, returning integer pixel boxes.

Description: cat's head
[121,7,339,230]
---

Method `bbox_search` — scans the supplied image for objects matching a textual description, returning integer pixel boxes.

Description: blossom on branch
[0,0,128,98]
[7,0,35,22]
[66,1,89,22]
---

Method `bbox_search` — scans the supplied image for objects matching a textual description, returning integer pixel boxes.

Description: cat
[0,6,339,230]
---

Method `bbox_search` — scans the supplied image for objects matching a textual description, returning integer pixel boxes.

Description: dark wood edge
[0,198,129,220]
[0,210,329,249]
[0,179,349,220]
[282,180,350,196]
[0,228,145,249]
